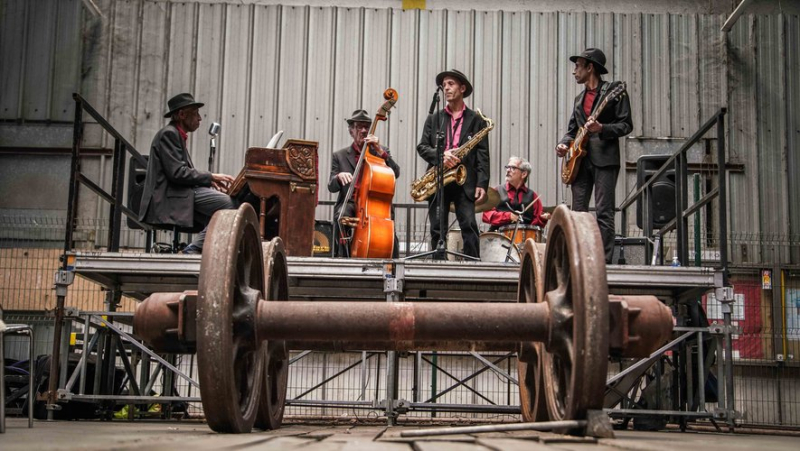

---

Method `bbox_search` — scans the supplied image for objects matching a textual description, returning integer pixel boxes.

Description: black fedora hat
[569,48,609,75]
[345,109,372,124]
[163,93,204,118]
[435,69,473,98]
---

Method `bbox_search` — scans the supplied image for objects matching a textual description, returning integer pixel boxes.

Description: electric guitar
[561,82,627,185]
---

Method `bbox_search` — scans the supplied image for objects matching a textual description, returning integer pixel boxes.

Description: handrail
[72,93,147,167]
[618,108,728,287]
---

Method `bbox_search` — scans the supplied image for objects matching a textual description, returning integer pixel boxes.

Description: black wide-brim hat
[569,48,609,75]
[436,69,473,98]
[345,109,372,125]
[164,93,204,118]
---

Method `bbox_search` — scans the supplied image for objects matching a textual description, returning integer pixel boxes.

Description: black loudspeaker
[313,220,333,257]
[127,155,149,230]
[636,155,676,230]
[612,237,650,265]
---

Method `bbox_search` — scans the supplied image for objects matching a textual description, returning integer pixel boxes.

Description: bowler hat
[569,48,609,75]
[164,93,204,118]
[435,69,473,98]
[345,109,372,125]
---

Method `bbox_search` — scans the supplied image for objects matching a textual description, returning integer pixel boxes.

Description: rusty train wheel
[517,239,549,422]
[197,204,265,433]
[541,206,608,431]
[254,238,290,430]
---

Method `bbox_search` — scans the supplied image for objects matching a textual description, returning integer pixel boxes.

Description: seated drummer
[138,93,237,254]
[328,109,400,257]
[481,156,548,231]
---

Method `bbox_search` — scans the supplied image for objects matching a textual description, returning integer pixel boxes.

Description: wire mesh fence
[2,214,800,427]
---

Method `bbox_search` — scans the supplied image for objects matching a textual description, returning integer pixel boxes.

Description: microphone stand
[208,122,221,172]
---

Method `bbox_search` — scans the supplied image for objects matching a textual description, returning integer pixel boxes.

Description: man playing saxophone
[416,69,490,258]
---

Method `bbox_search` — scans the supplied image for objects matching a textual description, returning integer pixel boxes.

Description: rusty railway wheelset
[134,204,673,434]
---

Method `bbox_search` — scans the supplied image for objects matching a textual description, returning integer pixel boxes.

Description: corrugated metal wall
[1,0,798,263]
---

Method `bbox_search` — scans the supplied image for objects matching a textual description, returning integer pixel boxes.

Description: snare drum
[498,224,542,245]
[480,232,520,263]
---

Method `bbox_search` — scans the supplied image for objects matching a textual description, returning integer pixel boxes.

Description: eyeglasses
[504,165,521,171]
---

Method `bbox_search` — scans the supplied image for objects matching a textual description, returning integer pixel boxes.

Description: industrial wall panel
[754,14,789,263]
[329,6,363,201]
[248,4,281,148]
[698,14,726,127]
[498,11,530,181]
[787,15,800,264]
[275,5,308,146]
[556,11,586,153]
[106,0,142,146]
[362,7,392,146]
[668,14,699,138]
[134,1,170,155]
[528,12,559,206]
[585,12,614,69]
[445,9,474,77]
[614,13,643,139]
[191,2,225,163]
[641,13,671,138]
[388,8,421,206]
[0,0,27,120]
[22,0,57,121]
[471,10,502,203]
[413,8,446,188]
[51,0,82,122]
[727,15,760,264]
[219,3,254,175]
[166,2,198,98]
[304,5,336,206]
[80,0,114,139]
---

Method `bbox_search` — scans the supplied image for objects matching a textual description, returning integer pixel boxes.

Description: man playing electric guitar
[556,48,633,264]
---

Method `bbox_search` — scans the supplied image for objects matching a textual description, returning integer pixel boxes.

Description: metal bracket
[54,270,75,297]
[716,286,734,303]
[384,276,403,295]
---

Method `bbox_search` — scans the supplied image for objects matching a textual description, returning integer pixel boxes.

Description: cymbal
[449,187,501,214]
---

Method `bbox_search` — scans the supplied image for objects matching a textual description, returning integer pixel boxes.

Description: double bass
[337,89,399,258]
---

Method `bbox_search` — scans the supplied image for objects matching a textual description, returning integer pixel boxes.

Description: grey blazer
[328,144,400,220]
[138,123,212,227]
[558,80,633,168]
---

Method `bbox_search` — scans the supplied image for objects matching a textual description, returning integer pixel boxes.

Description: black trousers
[570,158,619,264]
[428,183,480,258]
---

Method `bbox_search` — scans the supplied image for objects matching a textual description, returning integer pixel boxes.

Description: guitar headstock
[376,88,399,122]
[608,81,627,101]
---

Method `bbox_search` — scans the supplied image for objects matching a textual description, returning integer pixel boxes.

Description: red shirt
[175,124,188,143]
[444,104,465,150]
[583,88,598,117]
[482,183,547,228]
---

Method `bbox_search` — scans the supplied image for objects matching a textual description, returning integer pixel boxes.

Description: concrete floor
[0,418,798,451]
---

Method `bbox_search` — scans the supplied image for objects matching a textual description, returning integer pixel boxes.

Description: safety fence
[2,217,800,428]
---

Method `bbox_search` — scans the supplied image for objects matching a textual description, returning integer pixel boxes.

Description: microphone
[208,122,221,137]
[428,88,441,115]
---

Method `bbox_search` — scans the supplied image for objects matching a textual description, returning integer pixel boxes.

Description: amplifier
[612,237,650,265]
[313,220,333,257]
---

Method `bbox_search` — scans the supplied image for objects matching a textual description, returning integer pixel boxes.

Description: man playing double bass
[328,109,400,257]
[556,48,632,263]
[417,69,490,259]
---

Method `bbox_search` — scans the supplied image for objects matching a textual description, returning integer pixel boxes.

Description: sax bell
[410,164,467,202]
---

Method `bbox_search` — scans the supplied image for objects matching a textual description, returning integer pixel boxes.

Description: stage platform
[67,252,721,303]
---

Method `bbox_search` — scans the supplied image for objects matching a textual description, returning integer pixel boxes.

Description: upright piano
[229,139,318,256]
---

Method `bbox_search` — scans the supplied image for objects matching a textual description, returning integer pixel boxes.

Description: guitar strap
[589,81,612,117]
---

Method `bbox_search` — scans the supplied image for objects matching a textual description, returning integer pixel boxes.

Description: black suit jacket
[328,144,400,220]
[416,107,490,201]
[138,123,212,227]
[558,81,633,168]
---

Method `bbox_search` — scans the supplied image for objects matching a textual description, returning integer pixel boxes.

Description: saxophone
[410,109,494,202]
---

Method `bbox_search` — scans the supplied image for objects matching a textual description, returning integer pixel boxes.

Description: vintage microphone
[208,122,221,171]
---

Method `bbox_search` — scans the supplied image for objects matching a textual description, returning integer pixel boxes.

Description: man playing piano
[138,93,237,254]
